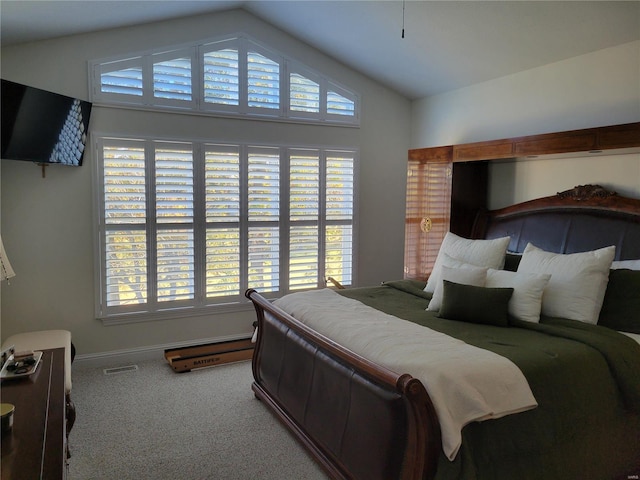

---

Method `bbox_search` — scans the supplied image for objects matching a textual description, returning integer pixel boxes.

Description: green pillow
[598,269,640,334]
[504,253,522,272]
[437,280,514,327]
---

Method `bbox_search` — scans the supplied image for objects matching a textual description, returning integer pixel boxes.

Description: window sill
[94,102,360,128]
[99,301,255,326]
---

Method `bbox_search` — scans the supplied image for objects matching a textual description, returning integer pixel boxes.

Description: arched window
[90,34,359,126]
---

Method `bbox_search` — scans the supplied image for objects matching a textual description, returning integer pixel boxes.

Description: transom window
[96,136,357,322]
[90,34,359,125]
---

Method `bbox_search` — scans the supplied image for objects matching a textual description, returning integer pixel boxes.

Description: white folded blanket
[274,288,537,460]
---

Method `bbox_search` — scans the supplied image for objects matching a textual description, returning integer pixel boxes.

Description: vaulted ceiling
[1,1,638,99]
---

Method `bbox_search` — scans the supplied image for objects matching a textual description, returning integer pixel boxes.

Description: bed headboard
[471,185,640,261]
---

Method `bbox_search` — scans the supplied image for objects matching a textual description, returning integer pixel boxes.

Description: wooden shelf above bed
[414,122,640,163]
[404,121,640,281]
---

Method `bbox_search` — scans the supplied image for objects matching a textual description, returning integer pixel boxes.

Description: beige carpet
[68,358,329,480]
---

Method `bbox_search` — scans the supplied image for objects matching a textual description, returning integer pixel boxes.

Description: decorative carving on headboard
[557,184,618,201]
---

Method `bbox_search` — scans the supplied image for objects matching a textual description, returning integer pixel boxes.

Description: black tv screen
[1,79,92,166]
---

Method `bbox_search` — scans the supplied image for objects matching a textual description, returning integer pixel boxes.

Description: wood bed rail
[245,288,442,480]
[246,288,406,388]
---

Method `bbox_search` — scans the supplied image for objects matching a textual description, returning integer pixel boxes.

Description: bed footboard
[246,289,441,480]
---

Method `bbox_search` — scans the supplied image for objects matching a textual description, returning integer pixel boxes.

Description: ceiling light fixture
[402,0,406,38]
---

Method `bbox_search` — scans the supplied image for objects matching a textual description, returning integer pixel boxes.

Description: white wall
[411,41,640,208]
[490,153,640,207]
[0,9,411,359]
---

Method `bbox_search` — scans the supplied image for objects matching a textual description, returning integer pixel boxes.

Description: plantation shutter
[153,55,192,101]
[91,35,359,125]
[248,147,280,292]
[289,149,320,290]
[325,152,354,285]
[290,73,320,113]
[102,141,148,308]
[97,136,357,320]
[205,145,241,298]
[154,145,195,302]
[404,158,452,280]
[155,146,194,224]
[203,44,240,107]
[327,90,355,116]
[98,57,144,100]
[247,50,280,110]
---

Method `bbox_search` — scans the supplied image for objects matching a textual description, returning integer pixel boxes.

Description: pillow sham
[517,243,615,324]
[424,232,510,294]
[598,268,640,334]
[426,259,488,312]
[611,259,640,270]
[486,269,551,323]
[437,280,514,327]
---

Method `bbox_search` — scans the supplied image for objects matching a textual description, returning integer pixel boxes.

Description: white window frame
[89,33,360,126]
[94,134,359,325]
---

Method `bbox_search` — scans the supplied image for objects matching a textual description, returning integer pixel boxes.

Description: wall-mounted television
[1,79,92,167]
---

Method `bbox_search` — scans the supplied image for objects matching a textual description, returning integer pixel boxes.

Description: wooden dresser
[1,348,67,479]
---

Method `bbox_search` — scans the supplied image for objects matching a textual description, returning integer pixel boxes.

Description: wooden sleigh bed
[246,185,640,480]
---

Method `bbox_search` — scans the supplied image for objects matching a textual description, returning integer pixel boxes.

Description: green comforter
[338,280,640,480]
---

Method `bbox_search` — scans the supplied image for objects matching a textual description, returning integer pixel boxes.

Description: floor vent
[103,365,139,375]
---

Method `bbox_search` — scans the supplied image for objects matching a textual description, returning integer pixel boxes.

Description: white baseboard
[74,333,253,368]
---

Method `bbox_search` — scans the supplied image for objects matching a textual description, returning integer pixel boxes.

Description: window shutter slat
[204,145,241,299]
[155,147,194,223]
[289,151,320,289]
[248,148,280,221]
[204,48,239,105]
[290,226,319,290]
[247,147,280,292]
[206,145,240,222]
[326,153,354,221]
[157,229,194,302]
[101,68,143,96]
[103,145,146,224]
[247,51,279,110]
[325,152,354,286]
[153,57,192,101]
[290,73,320,113]
[248,226,280,292]
[327,90,355,116]
[206,228,240,298]
[325,224,353,285]
[290,151,319,220]
[105,231,147,306]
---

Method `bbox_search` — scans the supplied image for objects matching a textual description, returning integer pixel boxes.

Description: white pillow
[611,259,640,270]
[424,232,510,294]
[516,243,615,324]
[427,260,488,312]
[486,269,551,323]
